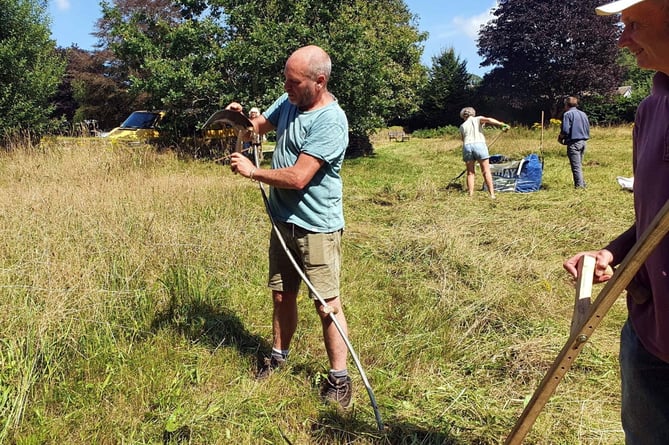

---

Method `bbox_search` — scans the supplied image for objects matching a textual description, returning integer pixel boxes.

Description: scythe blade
[202,109,254,153]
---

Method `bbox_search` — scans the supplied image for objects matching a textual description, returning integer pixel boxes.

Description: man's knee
[316,297,341,317]
[273,290,297,304]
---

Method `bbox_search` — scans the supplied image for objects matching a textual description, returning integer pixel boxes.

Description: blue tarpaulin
[486,153,543,193]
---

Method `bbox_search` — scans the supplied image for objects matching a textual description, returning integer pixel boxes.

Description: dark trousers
[567,140,587,188]
[620,319,669,445]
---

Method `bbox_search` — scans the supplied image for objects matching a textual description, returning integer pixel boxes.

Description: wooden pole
[570,255,595,336]
[540,111,544,151]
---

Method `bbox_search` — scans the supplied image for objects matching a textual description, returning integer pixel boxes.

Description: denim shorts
[268,221,342,300]
[462,142,490,162]
[620,318,669,444]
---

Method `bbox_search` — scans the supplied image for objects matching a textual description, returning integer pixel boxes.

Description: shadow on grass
[152,301,269,356]
[151,266,271,363]
[310,410,457,445]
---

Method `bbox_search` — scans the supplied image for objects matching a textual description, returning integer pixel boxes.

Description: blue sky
[47,0,498,76]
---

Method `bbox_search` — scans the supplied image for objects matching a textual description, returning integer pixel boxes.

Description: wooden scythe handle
[505,198,669,445]
[570,255,595,336]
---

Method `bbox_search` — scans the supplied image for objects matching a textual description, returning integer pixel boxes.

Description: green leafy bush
[411,125,460,139]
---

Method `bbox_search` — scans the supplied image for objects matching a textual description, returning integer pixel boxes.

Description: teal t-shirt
[264,93,348,232]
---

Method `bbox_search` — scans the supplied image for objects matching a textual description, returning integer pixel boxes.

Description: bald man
[228,45,352,409]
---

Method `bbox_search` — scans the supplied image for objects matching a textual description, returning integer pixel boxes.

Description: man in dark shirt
[564,1,669,443]
[558,96,590,188]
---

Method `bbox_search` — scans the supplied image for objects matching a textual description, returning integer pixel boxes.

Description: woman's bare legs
[465,160,477,196]
[479,158,495,199]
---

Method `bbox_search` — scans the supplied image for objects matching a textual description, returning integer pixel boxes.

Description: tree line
[1,0,654,152]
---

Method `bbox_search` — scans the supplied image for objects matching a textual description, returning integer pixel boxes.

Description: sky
[47,0,498,77]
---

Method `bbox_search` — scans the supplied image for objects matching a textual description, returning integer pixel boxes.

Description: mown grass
[0,126,634,444]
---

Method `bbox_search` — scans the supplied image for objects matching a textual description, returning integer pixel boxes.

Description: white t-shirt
[459,116,486,145]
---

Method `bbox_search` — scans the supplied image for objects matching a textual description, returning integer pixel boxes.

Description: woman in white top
[458,106,509,199]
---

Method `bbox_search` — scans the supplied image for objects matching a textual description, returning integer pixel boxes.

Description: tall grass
[0,128,634,444]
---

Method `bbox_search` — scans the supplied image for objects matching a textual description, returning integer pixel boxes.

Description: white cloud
[452,7,495,40]
[54,0,71,11]
[423,2,498,75]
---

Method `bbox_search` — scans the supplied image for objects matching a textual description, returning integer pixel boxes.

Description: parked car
[103,111,165,143]
[103,109,264,161]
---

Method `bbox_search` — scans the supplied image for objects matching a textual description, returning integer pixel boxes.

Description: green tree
[586,50,655,124]
[477,0,623,123]
[0,0,65,142]
[618,50,654,98]
[52,47,78,123]
[52,46,140,131]
[96,0,426,149]
[97,1,246,140]
[409,47,470,130]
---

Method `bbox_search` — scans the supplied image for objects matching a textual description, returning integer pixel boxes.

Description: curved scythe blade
[202,109,254,153]
[202,109,253,132]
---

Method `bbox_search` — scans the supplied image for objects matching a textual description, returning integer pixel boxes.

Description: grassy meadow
[0,125,636,444]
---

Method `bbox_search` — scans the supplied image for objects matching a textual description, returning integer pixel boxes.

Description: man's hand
[225,102,244,113]
[564,249,615,284]
[230,152,256,178]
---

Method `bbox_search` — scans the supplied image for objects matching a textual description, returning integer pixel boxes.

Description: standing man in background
[242,107,263,160]
[558,96,590,188]
[227,45,353,409]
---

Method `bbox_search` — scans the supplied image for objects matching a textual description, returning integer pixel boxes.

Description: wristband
[249,168,257,180]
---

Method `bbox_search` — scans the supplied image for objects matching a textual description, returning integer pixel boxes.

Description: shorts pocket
[306,233,326,266]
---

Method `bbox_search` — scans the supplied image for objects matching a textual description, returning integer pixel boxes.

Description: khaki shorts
[268,221,342,300]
